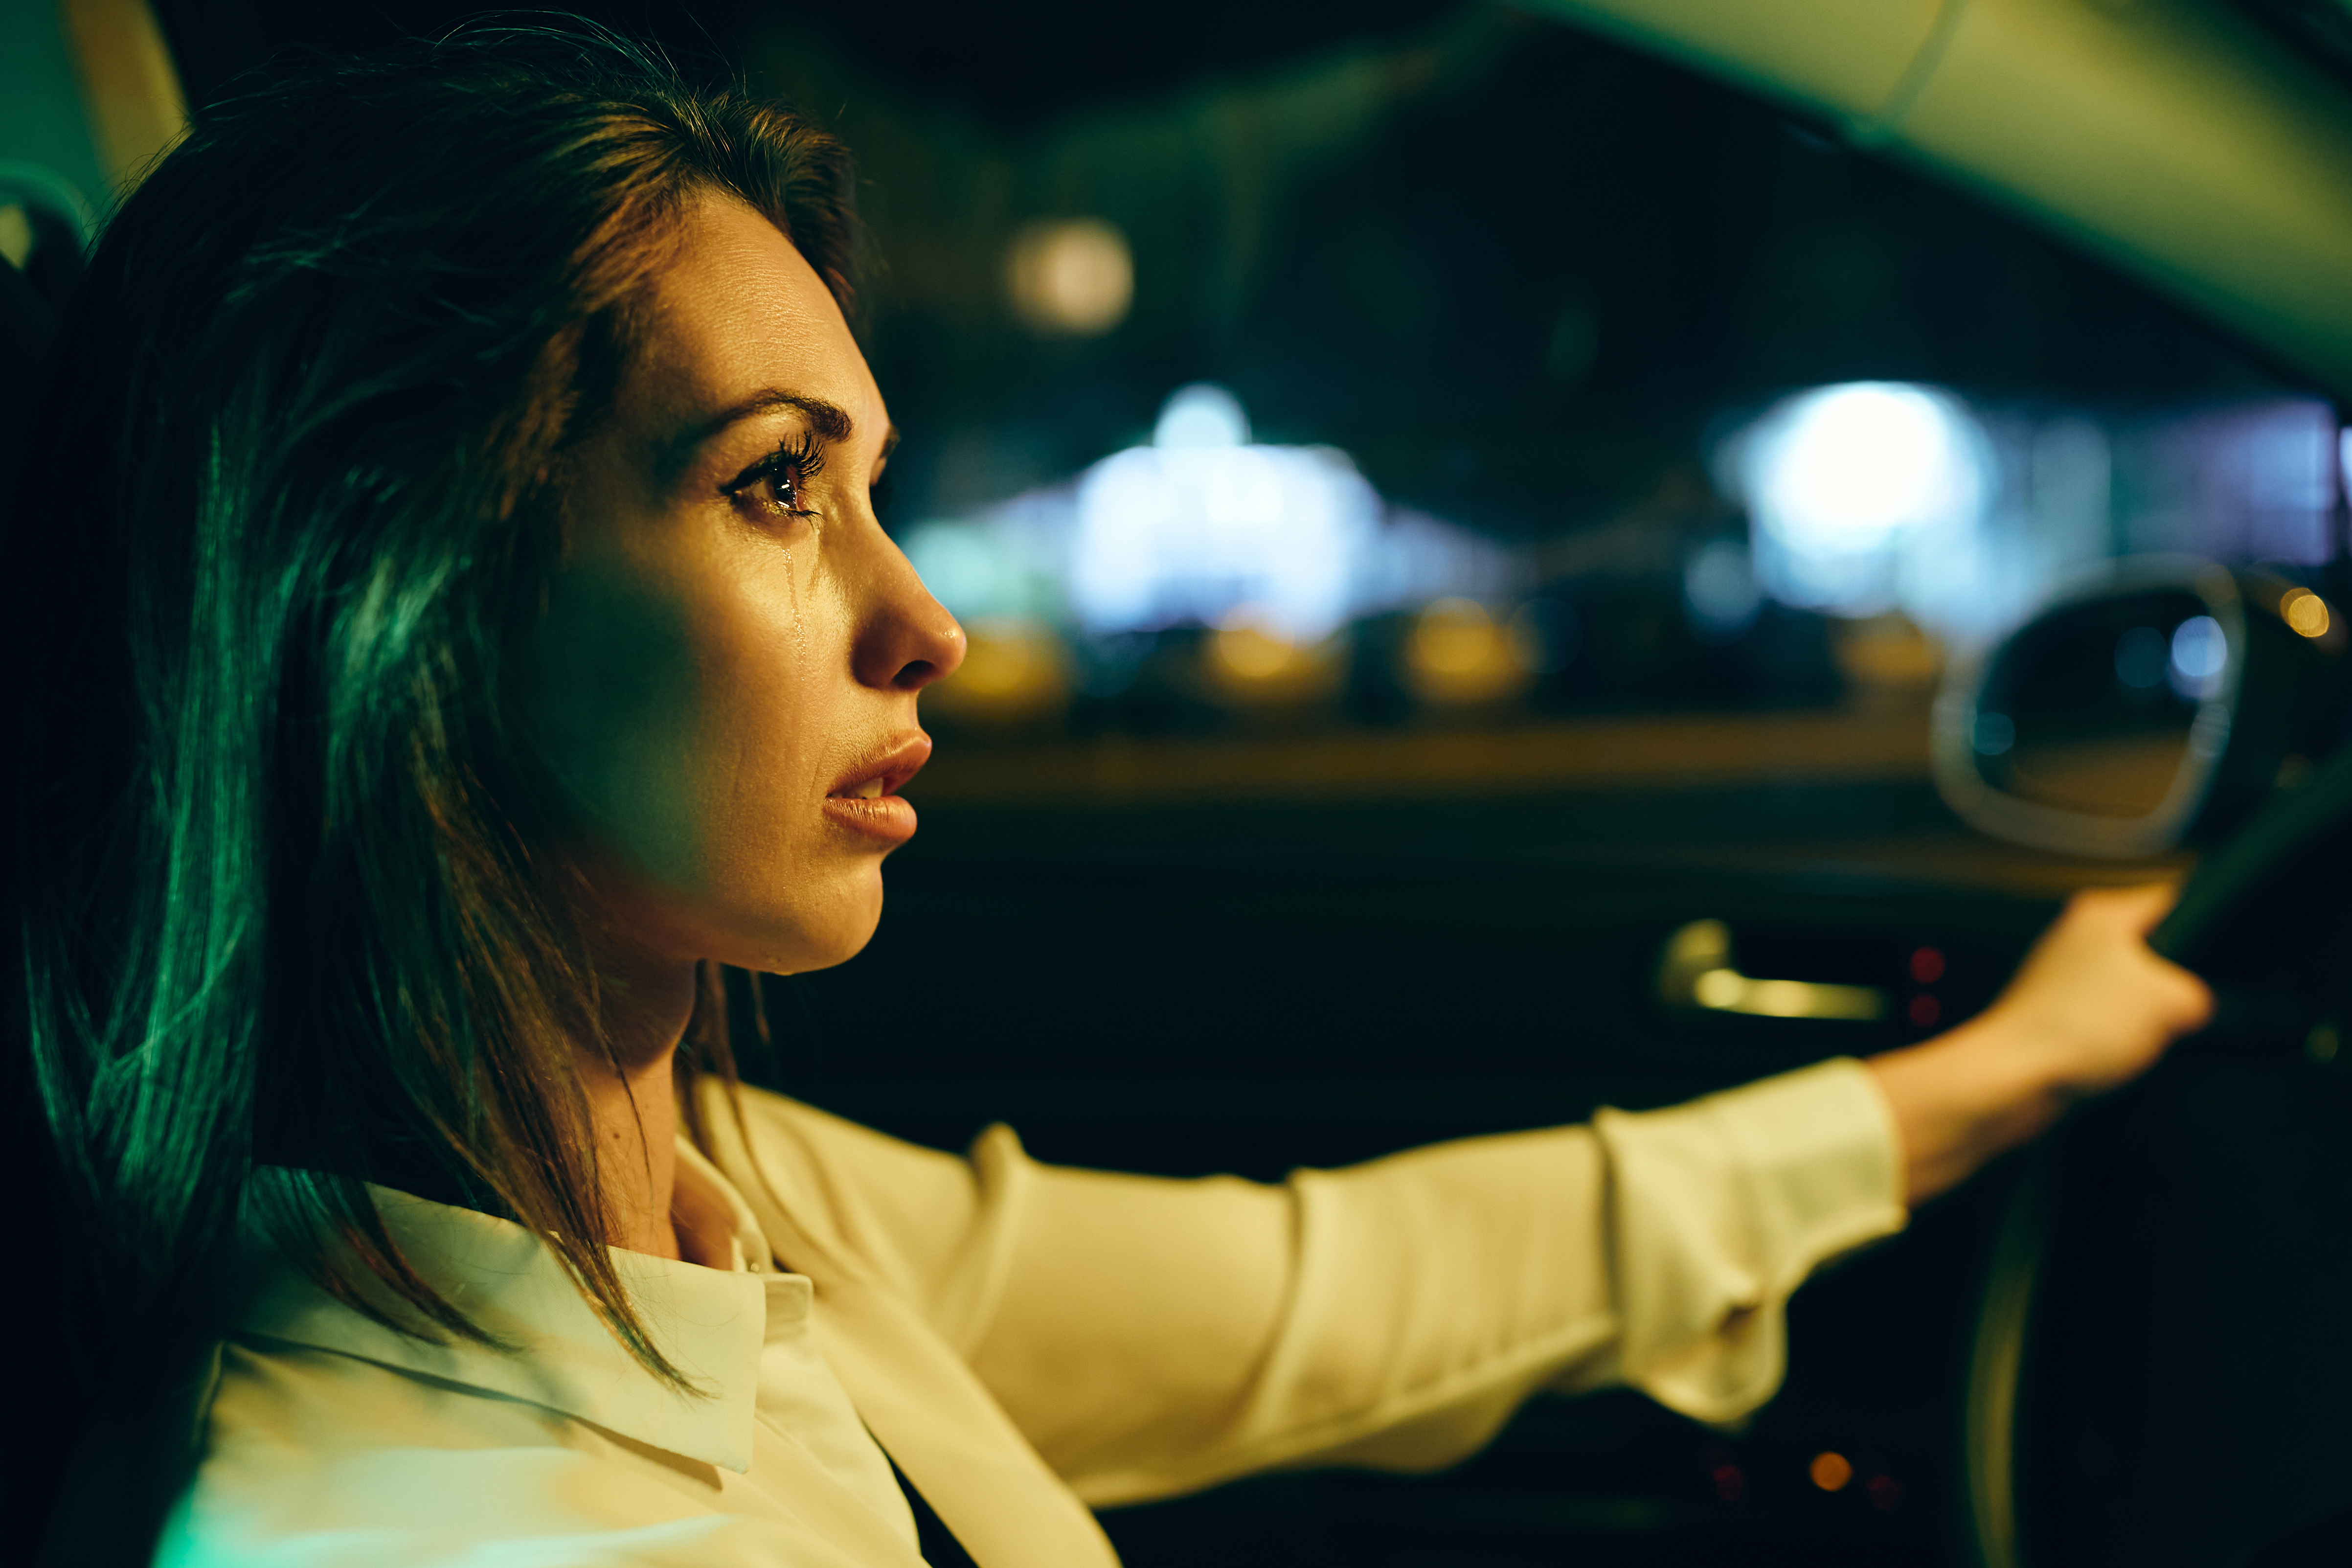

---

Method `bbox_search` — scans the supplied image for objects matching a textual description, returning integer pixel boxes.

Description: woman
[15,27,2209,1568]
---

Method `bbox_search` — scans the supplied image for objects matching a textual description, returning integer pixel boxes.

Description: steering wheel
[1962,745,2352,1568]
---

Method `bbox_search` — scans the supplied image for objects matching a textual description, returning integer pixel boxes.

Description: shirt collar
[230,1142,778,1473]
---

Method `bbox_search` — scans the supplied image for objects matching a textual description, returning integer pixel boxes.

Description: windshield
[717,4,2326,817]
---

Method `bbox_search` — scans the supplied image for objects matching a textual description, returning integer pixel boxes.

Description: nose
[852,531,965,692]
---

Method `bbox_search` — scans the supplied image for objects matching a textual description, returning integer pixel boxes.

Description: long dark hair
[12,24,856,1389]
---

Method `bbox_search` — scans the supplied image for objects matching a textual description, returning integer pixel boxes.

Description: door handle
[1656,919,1887,1022]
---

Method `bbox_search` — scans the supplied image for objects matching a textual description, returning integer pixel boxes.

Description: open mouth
[823,734,931,839]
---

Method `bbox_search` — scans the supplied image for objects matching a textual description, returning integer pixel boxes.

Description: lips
[822,732,930,845]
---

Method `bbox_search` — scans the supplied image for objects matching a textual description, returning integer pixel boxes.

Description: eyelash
[724,432,827,518]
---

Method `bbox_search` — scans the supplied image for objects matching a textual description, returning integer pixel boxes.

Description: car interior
[6,1,2352,1564]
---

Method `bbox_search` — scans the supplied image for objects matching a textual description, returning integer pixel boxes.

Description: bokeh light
[1007,217,1134,337]
[1683,540,1763,637]
[1206,604,1344,705]
[2283,586,2331,638]
[1153,383,1251,449]
[903,386,1516,669]
[1729,381,1991,630]
[928,617,1068,725]
[1748,383,1985,555]
[2167,614,2227,699]
[1070,422,1375,642]
[1404,598,1528,706]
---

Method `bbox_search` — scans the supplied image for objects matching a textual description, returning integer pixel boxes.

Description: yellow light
[1404,597,1529,705]
[1810,1452,1854,1492]
[2282,588,2331,639]
[931,617,1068,724]
[1205,605,1344,706]
[1211,622,1299,682]
[1006,218,1133,337]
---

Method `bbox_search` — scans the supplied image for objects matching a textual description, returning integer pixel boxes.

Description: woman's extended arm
[718,1063,1905,1509]
[710,883,2208,1507]
[1867,884,2211,1204]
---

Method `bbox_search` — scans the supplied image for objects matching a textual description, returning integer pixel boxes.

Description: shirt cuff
[1587,1057,1907,1426]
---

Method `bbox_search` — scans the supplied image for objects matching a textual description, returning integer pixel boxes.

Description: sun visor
[1530,0,2352,397]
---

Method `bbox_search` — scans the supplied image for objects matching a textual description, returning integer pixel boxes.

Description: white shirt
[45,1057,1905,1567]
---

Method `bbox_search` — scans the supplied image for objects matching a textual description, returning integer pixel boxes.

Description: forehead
[627,193,884,433]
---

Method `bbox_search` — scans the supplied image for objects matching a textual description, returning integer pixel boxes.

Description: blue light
[1746,383,1985,555]
[1732,382,1993,624]
[1684,541,1763,636]
[904,523,1034,620]
[911,385,1518,649]
[1069,438,1374,640]
[2168,615,2226,699]
[1153,383,1250,449]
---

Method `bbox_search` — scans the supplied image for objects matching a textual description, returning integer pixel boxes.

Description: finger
[2157,958,2215,1032]
[2071,880,2181,936]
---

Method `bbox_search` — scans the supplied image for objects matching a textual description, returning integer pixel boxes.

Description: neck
[579,955,699,1261]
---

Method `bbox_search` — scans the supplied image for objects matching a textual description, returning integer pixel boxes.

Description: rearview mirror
[1933,559,2346,859]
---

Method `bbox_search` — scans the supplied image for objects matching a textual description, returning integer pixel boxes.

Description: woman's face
[528,194,964,978]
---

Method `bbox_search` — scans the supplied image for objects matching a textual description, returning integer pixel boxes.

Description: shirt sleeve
[723,1057,1905,1508]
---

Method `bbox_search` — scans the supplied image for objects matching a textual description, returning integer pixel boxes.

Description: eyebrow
[694,389,855,447]
[663,389,898,483]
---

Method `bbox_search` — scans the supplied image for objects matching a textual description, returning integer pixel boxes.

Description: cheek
[694,573,826,865]
[683,557,873,930]
[524,557,707,887]
[527,538,877,969]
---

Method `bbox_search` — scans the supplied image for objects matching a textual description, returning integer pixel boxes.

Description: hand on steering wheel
[1868,885,2214,1204]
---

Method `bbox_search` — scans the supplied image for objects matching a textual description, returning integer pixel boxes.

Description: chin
[727,875,885,976]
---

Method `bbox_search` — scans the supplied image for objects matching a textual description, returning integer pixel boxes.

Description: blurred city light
[1404,597,1528,706]
[2284,586,2331,638]
[903,523,1042,621]
[1748,383,1986,556]
[1070,425,1375,641]
[1730,382,1992,632]
[927,616,1067,724]
[2168,614,2227,699]
[1206,604,1345,705]
[1007,217,1134,337]
[1682,540,1763,637]
[2130,400,2337,564]
[1810,1452,1854,1492]
[904,385,1516,656]
[901,375,2335,732]
[1153,383,1250,448]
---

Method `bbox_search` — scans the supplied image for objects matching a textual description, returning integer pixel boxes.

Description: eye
[724,434,826,519]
